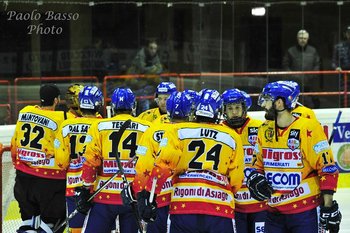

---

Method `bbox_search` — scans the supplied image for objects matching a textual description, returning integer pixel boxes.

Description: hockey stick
[53,119,132,233]
[143,177,158,233]
[113,120,145,233]
[106,106,112,118]
[328,110,342,145]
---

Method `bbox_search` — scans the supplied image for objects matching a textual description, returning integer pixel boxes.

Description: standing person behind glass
[11,84,66,233]
[332,25,350,71]
[282,30,320,107]
[128,39,163,75]
[283,30,320,72]
[128,39,164,113]
[247,81,342,233]
[332,26,350,106]
[221,89,266,233]
[138,81,177,123]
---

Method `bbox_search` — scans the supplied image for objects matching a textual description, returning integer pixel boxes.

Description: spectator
[127,39,164,113]
[282,30,320,108]
[332,25,350,71]
[128,39,163,75]
[283,30,320,72]
[332,26,350,107]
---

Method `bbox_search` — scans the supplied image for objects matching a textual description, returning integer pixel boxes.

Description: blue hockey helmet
[79,85,103,111]
[166,91,192,119]
[183,89,201,109]
[258,81,299,109]
[111,88,136,110]
[241,90,252,110]
[195,89,223,120]
[221,88,251,109]
[155,82,177,97]
[276,80,300,101]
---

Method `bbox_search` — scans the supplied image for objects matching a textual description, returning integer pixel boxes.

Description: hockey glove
[320,200,342,233]
[246,171,273,201]
[74,186,92,215]
[121,183,137,206]
[137,190,157,222]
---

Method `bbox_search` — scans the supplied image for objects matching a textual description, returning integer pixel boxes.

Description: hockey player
[221,88,266,233]
[122,91,193,233]
[76,88,152,233]
[138,89,245,233]
[151,88,199,125]
[183,89,201,122]
[138,81,177,122]
[65,84,84,118]
[11,84,66,233]
[54,85,103,233]
[247,81,341,233]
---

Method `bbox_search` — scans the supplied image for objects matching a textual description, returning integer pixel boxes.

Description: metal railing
[1,70,349,123]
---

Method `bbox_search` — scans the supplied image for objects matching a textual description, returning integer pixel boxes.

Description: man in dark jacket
[332,26,350,107]
[282,29,320,108]
[332,26,350,71]
[283,30,320,72]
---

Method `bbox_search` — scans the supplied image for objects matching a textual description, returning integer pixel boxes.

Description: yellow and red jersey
[138,107,162,122]
[292,105,317,120]
[66,110,78,119]
[11,105,66,179]
[133,120,174,207]
[152,114,170,124]
[81,114,152,205]
[145,122,244,219]
[55,117,101,197]
[252,117,338,214]
[224,116,267,213]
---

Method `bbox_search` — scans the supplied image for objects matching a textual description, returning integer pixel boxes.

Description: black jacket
[283,44,320,71]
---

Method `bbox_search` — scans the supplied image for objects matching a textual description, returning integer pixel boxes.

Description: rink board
[1,108,350,232]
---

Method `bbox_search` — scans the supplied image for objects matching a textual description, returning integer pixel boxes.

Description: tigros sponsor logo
[262,148,301,161]
[17,148,46,161]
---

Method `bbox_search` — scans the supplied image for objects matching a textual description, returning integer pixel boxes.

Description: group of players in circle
[11,80,341,233]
